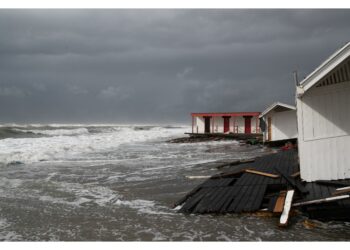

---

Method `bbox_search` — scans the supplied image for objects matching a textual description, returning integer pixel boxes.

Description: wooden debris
[302,219,319,229]
[186,176,211,179]
[210,169,246,179]
[336,186,350,190]
[250,211,275,218]
[273,191,287,213]
[290,171,300,178]
[292,194,350,207]
[245,169,279,178]
[332,187,350,196]
[275,167,308,194]
[279,190,295,227]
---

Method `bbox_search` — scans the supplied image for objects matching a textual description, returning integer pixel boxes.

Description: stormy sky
[0,9,350,124]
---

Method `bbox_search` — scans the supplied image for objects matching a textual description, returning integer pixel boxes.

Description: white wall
[266,110,297,141]
[297,81,350,181]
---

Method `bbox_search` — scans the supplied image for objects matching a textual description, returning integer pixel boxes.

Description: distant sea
[0,124,349,241]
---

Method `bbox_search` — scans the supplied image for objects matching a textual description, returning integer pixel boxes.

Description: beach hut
[259,102,297,143]
[191,112,260,134]
[296,42,350,181]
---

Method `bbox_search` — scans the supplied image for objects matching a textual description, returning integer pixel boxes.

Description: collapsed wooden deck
[174,150,350,222]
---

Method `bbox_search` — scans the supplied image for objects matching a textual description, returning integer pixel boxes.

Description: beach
[0,124,350,241]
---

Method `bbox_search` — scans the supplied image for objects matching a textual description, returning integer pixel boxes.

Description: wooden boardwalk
[176,150,299,214]
[175,149,350,221]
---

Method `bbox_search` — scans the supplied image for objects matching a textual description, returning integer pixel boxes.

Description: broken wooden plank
[211,169,246,179]
[245,169,279,178]
[186,175,211,179]
[290,171,300,178]
[336,186,350,191]
[245,184,268,212]
[332,187,350,196]
[292,195,350,207]
[274,167,308,194]
[279,190,295,227]
[273,191,287,213]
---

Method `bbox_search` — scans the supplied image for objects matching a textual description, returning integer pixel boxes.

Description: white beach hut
[296,42,350,181]
[191,112,261,134]
[259,102,297,143]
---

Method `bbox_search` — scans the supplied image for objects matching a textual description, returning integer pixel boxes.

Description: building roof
[297,42,350,97]
[191,112,260,117]
[259,102,296,118]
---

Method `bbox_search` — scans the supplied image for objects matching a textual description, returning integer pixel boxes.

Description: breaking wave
[0,124,189,165]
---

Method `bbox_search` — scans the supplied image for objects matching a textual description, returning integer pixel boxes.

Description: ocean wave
[13,127,90,137]
[0,125,189,165]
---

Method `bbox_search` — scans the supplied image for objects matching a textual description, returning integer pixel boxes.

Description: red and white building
[191,112,261,134]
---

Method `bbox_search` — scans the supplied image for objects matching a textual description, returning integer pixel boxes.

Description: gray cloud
[0,9,350,124]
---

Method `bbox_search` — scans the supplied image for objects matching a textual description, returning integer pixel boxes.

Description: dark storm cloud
[0,9,350,124]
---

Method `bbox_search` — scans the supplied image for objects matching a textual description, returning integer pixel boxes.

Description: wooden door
[223,116,230,133]
[268,117,272,141]
[244,116,252,134]
[204,117,211,133]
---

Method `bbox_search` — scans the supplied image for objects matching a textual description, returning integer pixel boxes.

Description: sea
[0,124,349,241]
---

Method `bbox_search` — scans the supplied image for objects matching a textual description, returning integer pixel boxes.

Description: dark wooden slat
[179,188,207,213]
[234,185,257,213]
[227,185,251,212]
[275,167,308,194]
[205,187,227,212]
[193,187,219,213]
[218,187,240,213]
[207,186,234,212]
[215,186,240,213]
[173,186,201,207]
[210,187,235,213]
[244,184,267,212]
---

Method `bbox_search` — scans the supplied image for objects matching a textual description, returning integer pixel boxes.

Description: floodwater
[0,124,349,241]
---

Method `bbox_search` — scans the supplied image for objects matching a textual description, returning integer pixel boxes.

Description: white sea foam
[13,127,90,136]
[0,218,23,241]
[0,125,189,165]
